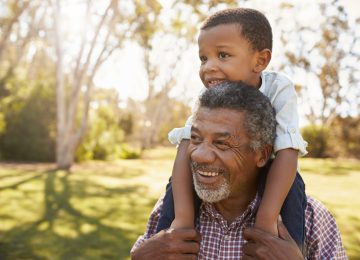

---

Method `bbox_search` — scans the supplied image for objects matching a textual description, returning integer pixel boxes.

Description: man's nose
[191,143,216,164]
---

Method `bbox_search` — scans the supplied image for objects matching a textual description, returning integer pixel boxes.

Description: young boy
[156,8,308,250]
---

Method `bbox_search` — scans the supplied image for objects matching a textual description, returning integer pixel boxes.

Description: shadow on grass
[0,167,150,260]
[0,172,46,190]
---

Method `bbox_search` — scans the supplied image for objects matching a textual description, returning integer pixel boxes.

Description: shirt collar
[200,193,261,226]
[259,71,266,92]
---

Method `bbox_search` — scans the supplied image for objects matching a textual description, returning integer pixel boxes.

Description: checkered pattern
[131,195,347,259]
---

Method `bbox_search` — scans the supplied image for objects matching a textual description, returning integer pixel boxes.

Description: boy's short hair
[201,8,272,51]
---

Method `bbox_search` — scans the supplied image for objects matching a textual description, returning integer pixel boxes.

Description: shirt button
[224,235,231,241]
[289,128,296,134]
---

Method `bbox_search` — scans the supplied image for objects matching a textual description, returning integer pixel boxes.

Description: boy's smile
[198,24,265,88]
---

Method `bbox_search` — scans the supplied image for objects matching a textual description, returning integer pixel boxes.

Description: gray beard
[192,173,231,203]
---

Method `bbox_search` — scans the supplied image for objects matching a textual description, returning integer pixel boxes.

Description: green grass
[0,148,359,259]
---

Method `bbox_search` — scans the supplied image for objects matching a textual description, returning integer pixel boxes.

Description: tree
[0,0,45,135]
[276,0,360,126]
[54,0,128,169]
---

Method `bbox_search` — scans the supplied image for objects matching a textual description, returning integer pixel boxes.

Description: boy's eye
[199,55,207,63]
[218,52,230,59]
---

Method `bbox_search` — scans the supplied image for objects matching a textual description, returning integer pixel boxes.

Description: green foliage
[301,125,330,158]
[157,99,192,145]
[0,79,56,162]
[119,144,141,159]
[0,113,5,135]
[76,107,124,161]
[302,117,360,159]
[75,89,133,161]
[119,112,134,137]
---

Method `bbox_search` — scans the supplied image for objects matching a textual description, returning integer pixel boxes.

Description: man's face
[198,24,260,88]
[188,107,263,203]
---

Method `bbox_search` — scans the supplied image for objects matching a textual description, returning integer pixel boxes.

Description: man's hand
[243,219,304,260]
[131,228,201,260]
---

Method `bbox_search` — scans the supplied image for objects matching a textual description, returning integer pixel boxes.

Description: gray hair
[196,81,276,151]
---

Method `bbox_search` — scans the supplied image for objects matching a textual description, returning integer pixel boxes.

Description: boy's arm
[255,74,304,236]
[171,140,195,228]
[255,148,298,235]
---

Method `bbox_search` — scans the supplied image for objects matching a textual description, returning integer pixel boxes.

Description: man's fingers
[175,240,200,254]
[277,219,293,241]
[243,240,257,255]
[244,227,268,242]
[166,228,201,242]
[162,229,201,255]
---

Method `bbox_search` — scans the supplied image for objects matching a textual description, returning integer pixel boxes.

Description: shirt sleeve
[304,197,348,260]
[269,75,308,156]
[130,198,163,253]
[168,115,193,145]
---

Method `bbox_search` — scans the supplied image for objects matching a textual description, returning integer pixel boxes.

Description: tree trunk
[54,0,68,170]
[54,0,117,169]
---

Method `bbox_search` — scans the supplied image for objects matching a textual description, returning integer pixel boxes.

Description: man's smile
[191,162,228,187]
[196,170,223,186]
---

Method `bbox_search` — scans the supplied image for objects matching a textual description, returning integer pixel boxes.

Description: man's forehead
[193,107,246,132]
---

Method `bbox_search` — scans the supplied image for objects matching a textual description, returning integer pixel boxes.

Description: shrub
[119,144,141,159]
[301,125,330,158]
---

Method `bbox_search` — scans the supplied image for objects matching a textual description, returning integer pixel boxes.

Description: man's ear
[253,49,271,73]
[255,144,272,167]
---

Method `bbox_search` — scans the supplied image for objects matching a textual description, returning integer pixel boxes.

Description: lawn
[0,147,359,259]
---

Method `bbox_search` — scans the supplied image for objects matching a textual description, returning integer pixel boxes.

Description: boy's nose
[190,143,216,164]
[203,59,218,72]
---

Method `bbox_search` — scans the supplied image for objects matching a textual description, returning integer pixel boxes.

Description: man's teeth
[198,170,219,177]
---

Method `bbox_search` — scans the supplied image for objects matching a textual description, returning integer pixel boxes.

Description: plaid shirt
[131,195,347,259]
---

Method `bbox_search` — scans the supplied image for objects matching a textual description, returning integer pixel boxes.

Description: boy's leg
[280,172,307,252]
[156,178,175,232]
[258,161,306,252]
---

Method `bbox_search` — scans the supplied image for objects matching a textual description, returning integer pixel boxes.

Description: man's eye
[214,141,230,150]
[199,56,207,63]
[219,52,230,59]
[190,134,201,143]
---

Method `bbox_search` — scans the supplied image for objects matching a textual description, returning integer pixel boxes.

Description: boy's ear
[255,144,272,168]
[253,49,271,73]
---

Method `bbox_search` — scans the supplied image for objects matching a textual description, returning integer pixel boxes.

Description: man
[131,82,347,259]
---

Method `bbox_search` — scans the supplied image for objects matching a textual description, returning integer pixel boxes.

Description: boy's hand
[243,219,303,260]
[131,228,201,260]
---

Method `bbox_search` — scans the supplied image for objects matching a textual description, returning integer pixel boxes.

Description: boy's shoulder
[262,71,293,87]
[260,71,296,99]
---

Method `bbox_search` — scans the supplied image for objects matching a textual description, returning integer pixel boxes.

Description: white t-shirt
[168,71,308,156]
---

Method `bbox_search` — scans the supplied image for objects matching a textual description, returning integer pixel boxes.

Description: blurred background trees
[0,0,359,168]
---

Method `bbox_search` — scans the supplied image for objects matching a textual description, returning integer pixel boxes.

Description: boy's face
[198,24,261,88]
